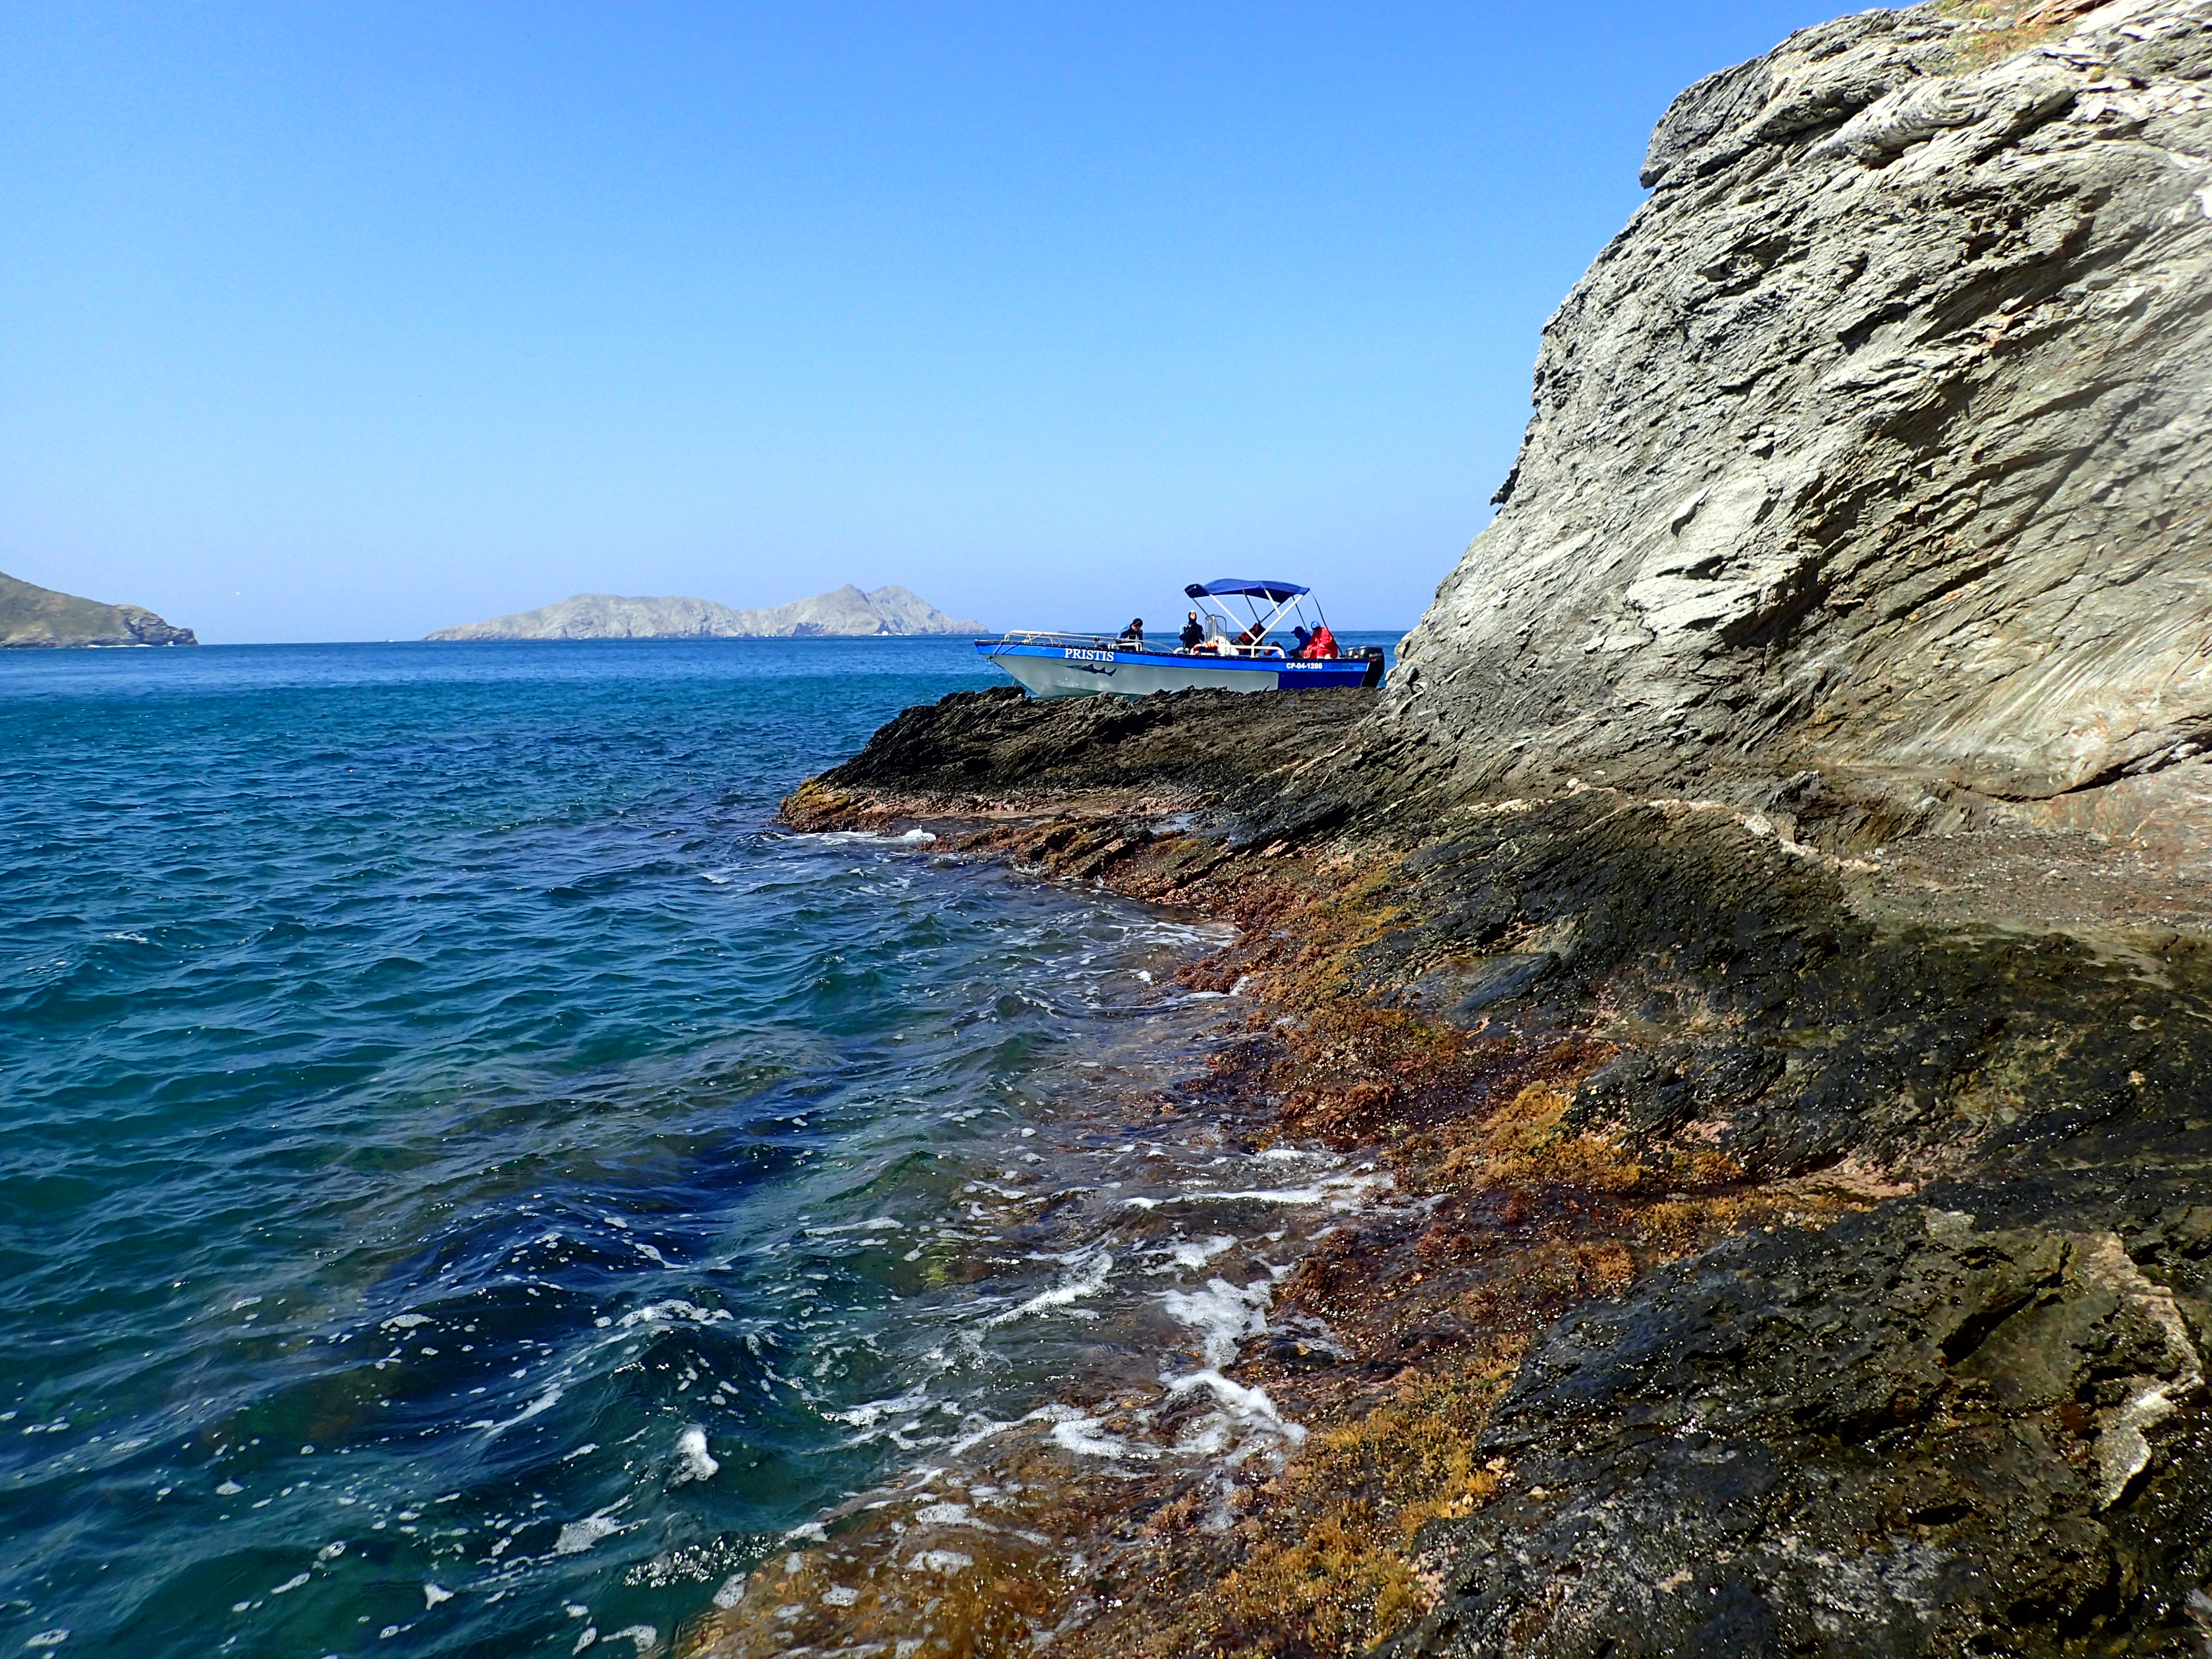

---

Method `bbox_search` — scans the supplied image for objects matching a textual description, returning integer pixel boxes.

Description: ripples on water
[0,638,1389,1657]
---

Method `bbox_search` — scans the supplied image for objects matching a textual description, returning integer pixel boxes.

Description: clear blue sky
[1,1,1839,641]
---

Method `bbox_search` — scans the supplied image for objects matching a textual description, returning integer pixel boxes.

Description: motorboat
[975,578,1385,700]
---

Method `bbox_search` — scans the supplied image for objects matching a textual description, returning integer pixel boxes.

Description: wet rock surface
[790,683,1376,823]
[753,3,2212,1653]
[1394,1205,2212,1658]
[771,687,2212,1655]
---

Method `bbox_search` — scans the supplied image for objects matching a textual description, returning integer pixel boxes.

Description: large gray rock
[0,569,197,647]
[1382,0,2212,854]
[426,583,984,640]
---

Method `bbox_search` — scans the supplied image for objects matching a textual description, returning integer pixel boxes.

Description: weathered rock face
[425,583,983,640]
[0,569,197,647]
[1383,0,2212,853]
[1395,1205,2212,1658]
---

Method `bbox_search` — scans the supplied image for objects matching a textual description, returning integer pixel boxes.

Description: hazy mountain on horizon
[425,584,985,641]
[0,568,198,648]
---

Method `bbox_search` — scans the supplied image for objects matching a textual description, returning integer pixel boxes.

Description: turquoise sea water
[0,637,1395,1658]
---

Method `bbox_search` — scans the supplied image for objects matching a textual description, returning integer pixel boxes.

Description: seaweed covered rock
[785,683,1375,825]
[1394,1205,2212,1657]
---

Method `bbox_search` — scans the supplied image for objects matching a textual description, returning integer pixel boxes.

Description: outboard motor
[1352,646,1386,688]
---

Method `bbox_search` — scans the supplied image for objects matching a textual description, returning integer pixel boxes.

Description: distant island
[426,584,985,642]
[0,568,198,648]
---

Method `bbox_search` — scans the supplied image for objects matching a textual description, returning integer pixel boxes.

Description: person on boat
[1291,624,1312,655]
[1304,623,1338,659]
[1179,611,1205,649]
[1118,618,1145,647]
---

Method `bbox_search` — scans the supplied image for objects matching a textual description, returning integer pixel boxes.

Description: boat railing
[986,629,1305,659]
[989,629,1121,648]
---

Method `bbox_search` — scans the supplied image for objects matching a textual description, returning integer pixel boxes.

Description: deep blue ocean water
[0,635,1400,1658]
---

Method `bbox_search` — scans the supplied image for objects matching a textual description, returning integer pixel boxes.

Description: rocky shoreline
[683,0,2212,1648]
[663,682,2212,1656]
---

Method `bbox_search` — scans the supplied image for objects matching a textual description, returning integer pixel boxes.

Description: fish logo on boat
[977,579,1383,700]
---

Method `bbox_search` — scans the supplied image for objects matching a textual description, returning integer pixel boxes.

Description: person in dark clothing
[1118,618,1145,647]
[1291,625,1312,655]
[1179,612,1204,649]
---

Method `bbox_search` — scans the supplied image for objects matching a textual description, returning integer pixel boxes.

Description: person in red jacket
[1305,624,1337,659]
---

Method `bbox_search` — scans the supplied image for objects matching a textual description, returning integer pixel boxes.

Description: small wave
[983,1248,1115,1328]
[470,1385,563,1437]
[616,1299,731,1328]
[1038,1405,1151,1461]
[672,1426,719,1483]
[1161,1274,1277,1369]
[824,1388,935,1430]
[1165,1369,1308,1464]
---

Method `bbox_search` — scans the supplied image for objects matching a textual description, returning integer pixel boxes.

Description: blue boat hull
[975,639,1378,699]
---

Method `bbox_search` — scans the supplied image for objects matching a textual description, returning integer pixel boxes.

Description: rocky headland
[0,569,197,648]
[697,3,2212,1655]
[425,583,982,640]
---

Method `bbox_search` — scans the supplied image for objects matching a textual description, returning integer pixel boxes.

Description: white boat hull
[977,640,1374,699]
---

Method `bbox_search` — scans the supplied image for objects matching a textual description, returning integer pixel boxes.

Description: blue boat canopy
[1185,577,1310,601]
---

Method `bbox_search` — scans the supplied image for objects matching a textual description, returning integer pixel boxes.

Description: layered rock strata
[1384,0,2212,857]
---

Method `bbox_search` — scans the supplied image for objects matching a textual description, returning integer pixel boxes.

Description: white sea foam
[1166,1370,1308,1464]
[805,829,939,847]
[672,1426,718,1483]
[983,1248,1114,1328]
[1156,1235,1238,1273]
[471,1386,563,1436]
[1166,1169,1390,1209]
[827,1388,933,1430]
[1031,1403,1151,1460]
[616,1299,730,1328]
[554,1513,622,1555]
[1161,1276,1275,1369]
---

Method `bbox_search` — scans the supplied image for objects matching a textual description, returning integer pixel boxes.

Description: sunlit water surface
[0,636,1395,1658]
